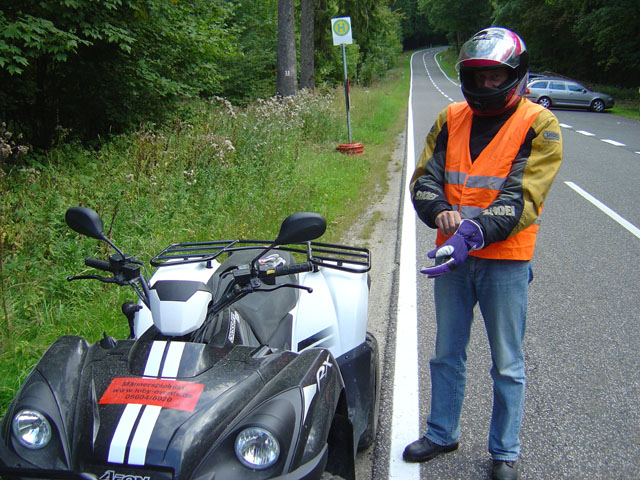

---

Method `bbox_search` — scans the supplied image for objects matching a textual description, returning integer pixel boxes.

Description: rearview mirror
[65,207,106,240]
[274,212,326,245]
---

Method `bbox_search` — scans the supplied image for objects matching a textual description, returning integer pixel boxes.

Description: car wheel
[357,332,380,451]
[590,99,605,112]
[537,96,552,109]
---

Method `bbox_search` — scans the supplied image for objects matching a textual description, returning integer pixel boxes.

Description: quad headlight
[12,409,52,449]
[234,427,280,470]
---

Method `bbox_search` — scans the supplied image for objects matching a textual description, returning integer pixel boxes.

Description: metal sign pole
[342,43,352,144]
[332,16,363,155]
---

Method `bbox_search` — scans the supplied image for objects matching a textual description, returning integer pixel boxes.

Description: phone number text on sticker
[100,378,204,411]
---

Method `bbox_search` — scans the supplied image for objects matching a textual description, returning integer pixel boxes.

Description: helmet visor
[456,28,524,71]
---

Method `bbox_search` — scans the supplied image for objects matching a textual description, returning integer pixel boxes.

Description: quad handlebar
[64,207,369,317]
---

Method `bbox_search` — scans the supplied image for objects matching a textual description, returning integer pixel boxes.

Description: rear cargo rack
[307,241,370,273]
[151,240,370,273]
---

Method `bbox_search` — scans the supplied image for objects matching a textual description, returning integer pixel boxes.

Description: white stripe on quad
[108,404,143,464]
[108,341,185,465]
[161,341,185,378]
[143,340,167,377]
[127,405,163,465]
[302,384,317,422]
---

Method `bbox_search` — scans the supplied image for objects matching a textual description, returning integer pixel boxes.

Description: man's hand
[420,219,485,278]
[435,210,462,236]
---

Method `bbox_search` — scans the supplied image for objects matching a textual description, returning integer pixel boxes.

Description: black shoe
[402,436,459,463]
[491,460,518,480]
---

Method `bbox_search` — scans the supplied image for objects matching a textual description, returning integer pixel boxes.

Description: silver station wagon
[524,77,615,112]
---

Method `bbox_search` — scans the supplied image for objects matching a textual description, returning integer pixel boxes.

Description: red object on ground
[336,142,364,155]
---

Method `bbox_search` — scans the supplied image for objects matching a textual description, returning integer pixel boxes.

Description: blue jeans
[425,257,531,461]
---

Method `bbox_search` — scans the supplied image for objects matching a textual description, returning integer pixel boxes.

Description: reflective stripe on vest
[438,100,543,260]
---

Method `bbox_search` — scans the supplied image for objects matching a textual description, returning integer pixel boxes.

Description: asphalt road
[360,49,640,479]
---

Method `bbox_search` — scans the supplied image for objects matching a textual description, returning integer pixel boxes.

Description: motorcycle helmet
[456,27,529,115]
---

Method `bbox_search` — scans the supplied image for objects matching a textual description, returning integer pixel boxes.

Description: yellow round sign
[333,19,350,37]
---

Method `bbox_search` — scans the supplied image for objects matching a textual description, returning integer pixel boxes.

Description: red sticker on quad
[100,378,204,412]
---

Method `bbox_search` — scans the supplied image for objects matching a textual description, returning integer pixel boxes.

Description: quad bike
[0,207,380,480]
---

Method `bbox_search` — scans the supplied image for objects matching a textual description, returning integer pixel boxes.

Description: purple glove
[420,219,485,278]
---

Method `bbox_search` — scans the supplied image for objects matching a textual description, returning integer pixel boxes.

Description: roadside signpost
[331,17,362,154]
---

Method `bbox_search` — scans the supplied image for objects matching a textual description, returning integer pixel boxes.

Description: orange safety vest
[438,100,544,260]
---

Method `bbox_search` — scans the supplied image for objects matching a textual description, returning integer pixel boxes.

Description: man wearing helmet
[404,28,563,480]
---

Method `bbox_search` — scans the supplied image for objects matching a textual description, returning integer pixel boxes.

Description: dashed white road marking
[561,124,630,150]
[601,139,626,147]
[421,51,455,103]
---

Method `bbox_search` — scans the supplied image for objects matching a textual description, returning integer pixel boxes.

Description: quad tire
[357,331,380,451]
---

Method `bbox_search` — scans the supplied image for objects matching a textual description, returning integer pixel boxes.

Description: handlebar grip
[85,257,112,272]
[275,262,313,276]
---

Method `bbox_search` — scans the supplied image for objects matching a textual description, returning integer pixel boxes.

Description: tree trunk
[300,0,315,90]
[276,0,297,97]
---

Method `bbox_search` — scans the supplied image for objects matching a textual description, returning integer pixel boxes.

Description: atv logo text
[316,355,333,390]
[100,470,150,480]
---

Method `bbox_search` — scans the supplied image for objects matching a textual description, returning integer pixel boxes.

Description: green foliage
[390,0,447,49]
[358,5,403,84]
[0,0,236,148]
[314,0,403,86]
[418,0,493,50]
[491,0,640,88]
[572,0,640,86]
[0,1,134,75]
[0,0,404,148]
[219,0,278,102]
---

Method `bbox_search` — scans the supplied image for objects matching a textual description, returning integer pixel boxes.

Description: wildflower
[223,140,235,154]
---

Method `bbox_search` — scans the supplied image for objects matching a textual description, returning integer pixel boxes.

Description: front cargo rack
[150,240,370,274]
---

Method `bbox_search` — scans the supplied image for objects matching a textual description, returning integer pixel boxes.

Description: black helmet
[456,27,529,115]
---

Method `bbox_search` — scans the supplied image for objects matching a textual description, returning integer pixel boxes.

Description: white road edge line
[565,181,640,238]
[576,130,595,136]
[388,51,421,480]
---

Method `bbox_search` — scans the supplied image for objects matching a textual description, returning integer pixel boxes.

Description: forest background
[0,0,639,411]
[1,0,639,151]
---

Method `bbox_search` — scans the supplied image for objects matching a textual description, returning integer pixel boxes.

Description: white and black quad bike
[0,207,380,480]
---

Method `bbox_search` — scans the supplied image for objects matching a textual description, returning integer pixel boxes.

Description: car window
[530,81,548,88]
[549,82,566,90]
[567,83,585,92]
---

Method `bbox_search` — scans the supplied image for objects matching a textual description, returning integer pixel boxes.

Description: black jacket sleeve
[410,108,451,229]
